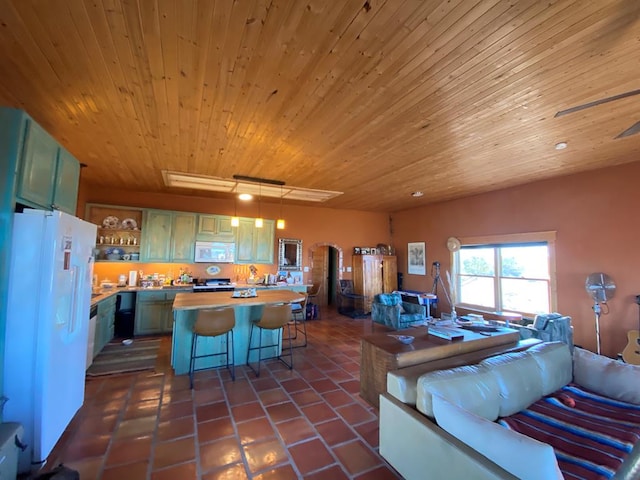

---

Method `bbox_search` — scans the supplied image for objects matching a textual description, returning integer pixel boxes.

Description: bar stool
[247,303,293,377]
[289,293,308,348]
[189,307,235,388]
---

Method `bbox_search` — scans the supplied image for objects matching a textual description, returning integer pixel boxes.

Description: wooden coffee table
[360,325,520,408]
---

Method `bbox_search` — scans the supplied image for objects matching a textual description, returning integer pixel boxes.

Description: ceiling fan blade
[555,89,640,117]
[615,120,640,139]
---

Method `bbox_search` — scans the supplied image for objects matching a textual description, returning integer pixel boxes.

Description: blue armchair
[371,292,426,330]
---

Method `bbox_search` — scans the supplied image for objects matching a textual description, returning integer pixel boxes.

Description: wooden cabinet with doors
[140,210,197,262]
[94,295,116,356]
[135,290,175,335]
[8,109,81,215]
[196,214,235,242]
[352,255,398,313]
[236,218,275,264]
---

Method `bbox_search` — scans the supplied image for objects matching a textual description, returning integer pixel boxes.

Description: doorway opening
[308,243,343,308]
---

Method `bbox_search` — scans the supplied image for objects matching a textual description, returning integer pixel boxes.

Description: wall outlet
[346,266,352,272]
[303,266,309,272]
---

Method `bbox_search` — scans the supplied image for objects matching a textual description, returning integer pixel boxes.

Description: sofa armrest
[432,395,563,480]
[573,347,640,405]
[371,303,401,329]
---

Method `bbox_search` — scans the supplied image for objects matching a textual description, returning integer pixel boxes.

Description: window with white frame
[453,232,556,317]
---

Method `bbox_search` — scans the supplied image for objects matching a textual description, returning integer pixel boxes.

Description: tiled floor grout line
[37,310,402,479]
[264,344,364,479]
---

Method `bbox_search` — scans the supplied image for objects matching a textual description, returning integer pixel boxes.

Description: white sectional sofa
[379,342,640,480]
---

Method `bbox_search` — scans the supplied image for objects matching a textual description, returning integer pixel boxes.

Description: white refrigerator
[4,209,96,473]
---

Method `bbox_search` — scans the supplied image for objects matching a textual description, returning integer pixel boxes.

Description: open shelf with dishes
[85,204,144,262]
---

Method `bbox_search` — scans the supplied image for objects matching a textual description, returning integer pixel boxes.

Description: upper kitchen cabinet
[196,214,235,242]
[52,147,81,214]
[12,112,80,215]
[236,218,275,264]
[141,210,196,262]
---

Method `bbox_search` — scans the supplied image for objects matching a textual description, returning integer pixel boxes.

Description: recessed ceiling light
[555,142,568,150]
[411,191,424,197]
[238,193,253,201]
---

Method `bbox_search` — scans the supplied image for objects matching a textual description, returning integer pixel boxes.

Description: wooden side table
[360,326,520,408]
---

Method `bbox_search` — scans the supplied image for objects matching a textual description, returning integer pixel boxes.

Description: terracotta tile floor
[42,307,402,479]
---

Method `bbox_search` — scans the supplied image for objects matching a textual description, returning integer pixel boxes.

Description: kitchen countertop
[90,283,311,306]
[90,285,193,306]
[173,289,303,311]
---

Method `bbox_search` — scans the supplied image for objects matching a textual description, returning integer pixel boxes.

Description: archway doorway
[309,243,343,308]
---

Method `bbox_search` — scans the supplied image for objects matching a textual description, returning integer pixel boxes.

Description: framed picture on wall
[408,242,426,275]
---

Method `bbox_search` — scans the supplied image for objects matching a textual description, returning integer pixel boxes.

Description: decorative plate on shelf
[206,265,221,275]
[102,216,119,229]
[121,218,138,230]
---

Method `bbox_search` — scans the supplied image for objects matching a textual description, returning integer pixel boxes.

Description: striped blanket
[499,384,640,480]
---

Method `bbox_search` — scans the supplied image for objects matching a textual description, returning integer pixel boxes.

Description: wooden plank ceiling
[0,0,639,212]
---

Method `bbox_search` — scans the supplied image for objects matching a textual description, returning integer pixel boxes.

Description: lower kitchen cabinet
[94,295,116,357]
[135,291,174,335]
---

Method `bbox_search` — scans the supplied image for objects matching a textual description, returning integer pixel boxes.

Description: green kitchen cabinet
[135,291,175,335]
[140,210,196,262]
[163,292,177,332]
[171,213,197,262]
[236,218,275,264]
[15,115,80,215]
[196,214,235,242]
[52,147,81,214]
[94,295,116,356]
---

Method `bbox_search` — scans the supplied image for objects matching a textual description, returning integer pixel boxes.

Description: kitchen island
[171,289,304,375]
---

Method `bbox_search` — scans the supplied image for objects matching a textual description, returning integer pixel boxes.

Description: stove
[192,278,235,292]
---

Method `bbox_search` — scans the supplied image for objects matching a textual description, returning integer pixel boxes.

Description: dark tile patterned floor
[42,307,402,479]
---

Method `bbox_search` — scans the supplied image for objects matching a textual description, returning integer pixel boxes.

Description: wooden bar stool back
[307,283,321,319]
[189,307,236,388]
[247,303,293,377]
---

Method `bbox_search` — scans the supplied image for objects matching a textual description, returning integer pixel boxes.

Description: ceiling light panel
[162,171,342,202]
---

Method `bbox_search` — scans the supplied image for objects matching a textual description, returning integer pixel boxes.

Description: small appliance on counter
[193,278,234,292]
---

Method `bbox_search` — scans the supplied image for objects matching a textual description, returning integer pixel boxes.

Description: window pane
[501,278,549,314]
[500,246,549,279]
[459,248,495,275]
[459,275,495,309]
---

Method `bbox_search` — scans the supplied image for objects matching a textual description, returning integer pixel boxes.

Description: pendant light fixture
[231,193,239,227]
[276,184,285,230]
[255,182,263,228]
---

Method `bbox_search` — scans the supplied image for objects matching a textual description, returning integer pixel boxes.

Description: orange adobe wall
[391,160,640,358]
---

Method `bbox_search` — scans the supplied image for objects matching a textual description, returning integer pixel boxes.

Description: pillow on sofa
[416,364,500,421]
[526,341,572,395]
[480,351,543,417]
[573,347,640,405]
[432,394,563,480]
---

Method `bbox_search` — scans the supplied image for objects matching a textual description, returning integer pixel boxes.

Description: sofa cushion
[526,341,572,395]
[480,351,543,417]
[432,395,563,480]
[499,383,640,479]
[416,364,500,421]
[573,347,640,405]
[375,293,401,306]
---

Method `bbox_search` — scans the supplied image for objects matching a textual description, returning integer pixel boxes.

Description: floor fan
[585,273,616,355]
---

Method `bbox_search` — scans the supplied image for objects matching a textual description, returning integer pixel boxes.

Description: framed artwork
[408,242,426,275]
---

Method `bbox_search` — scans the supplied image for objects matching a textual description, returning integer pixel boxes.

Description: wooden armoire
[352,255,398,314]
